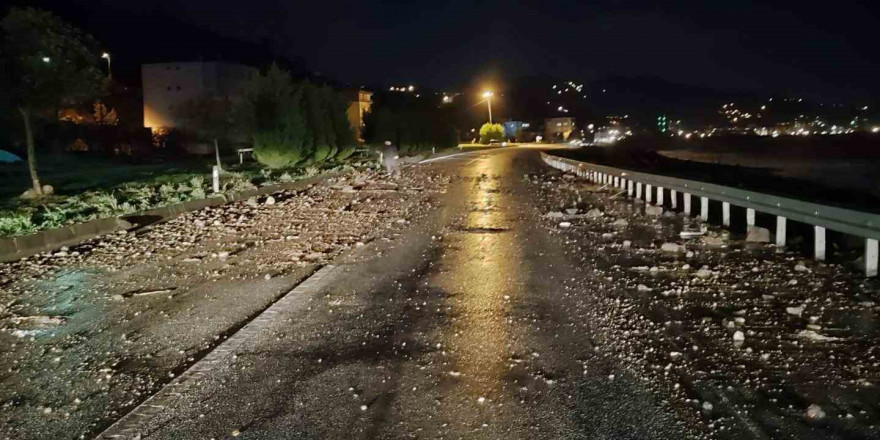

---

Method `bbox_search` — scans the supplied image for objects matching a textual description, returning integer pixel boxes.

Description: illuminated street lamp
[101,52,112,79]
[482,91,493,124]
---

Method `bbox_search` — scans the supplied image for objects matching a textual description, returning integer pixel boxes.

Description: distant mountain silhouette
[505,74,758,126]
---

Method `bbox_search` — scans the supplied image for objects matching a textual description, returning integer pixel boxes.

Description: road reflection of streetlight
[431,156,517,400]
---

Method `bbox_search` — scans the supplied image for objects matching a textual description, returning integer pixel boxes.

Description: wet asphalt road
[123,148,696,439]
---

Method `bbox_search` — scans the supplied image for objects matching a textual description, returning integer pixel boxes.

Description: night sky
[17,0,880,102]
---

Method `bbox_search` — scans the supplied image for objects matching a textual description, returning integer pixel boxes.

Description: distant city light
[482,91,493,98]
[42,57,50,63]
[407,85,415,92]
[873,127,880,133]
[442,95,452,103]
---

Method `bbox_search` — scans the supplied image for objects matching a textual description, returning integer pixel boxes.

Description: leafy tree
[300,82,332,162]
[238,64,306,169]
[363,93,456,154]
[328,89,357,162]
[479,123,504,144]
[176,94,234,171]
[0,7,104,196]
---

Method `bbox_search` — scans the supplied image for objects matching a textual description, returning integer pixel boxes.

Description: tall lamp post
[482,91,493,124]
[101,52,112,79]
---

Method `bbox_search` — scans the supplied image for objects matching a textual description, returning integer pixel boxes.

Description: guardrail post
[700,197,709,221]
[636,182,643,199]
[684,193,691,215]
[776,216,787,247]
[657,187,664,206]
[867,239,878,277]
[814,226,826,261]
[627,180,634,197]
[646,185,653,203]
[671,190,677,209]
[746,208,755,227]
[722,202,730,226]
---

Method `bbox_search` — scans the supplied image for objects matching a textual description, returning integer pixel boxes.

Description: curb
[0,173,338,263]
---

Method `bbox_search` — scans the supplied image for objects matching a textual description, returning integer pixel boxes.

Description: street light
[482,91,493,124]
[101,52,112,79]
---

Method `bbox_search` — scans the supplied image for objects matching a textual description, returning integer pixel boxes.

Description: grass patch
[0,152,374,238]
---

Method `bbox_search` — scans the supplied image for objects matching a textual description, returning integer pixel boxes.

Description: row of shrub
[362,91,458,154]
[236,65,358,169]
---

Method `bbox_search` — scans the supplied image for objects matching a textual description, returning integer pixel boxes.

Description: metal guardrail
[541,152,879,277]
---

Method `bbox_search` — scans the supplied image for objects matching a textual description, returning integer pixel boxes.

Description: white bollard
[636,182,643,199]
[684,193,691,215]
[746,208,756,227]
[212,166,220,194]
[867,239,878,277]
[646,185,653,203]
[671,190,677,209]
[700,197,709,221]
[613,176,618,187]
[657,187,664,206]
[722,202,730,227]
[776,216,787,247]
[627,180,634,197]
[814,226,826,261]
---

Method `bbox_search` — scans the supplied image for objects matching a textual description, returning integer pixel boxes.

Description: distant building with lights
[502,121,529,140]
[344,89,372,142]
[544,117,576,141]
[142,61,257,131]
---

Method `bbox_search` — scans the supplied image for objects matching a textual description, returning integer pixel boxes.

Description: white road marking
[419,151,476,164]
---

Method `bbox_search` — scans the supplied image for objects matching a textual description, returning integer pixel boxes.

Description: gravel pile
[0,168,449,439]
[530,169,880,439]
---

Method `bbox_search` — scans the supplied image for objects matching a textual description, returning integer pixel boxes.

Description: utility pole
[102,52,112,79]
[482,91,493,124]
